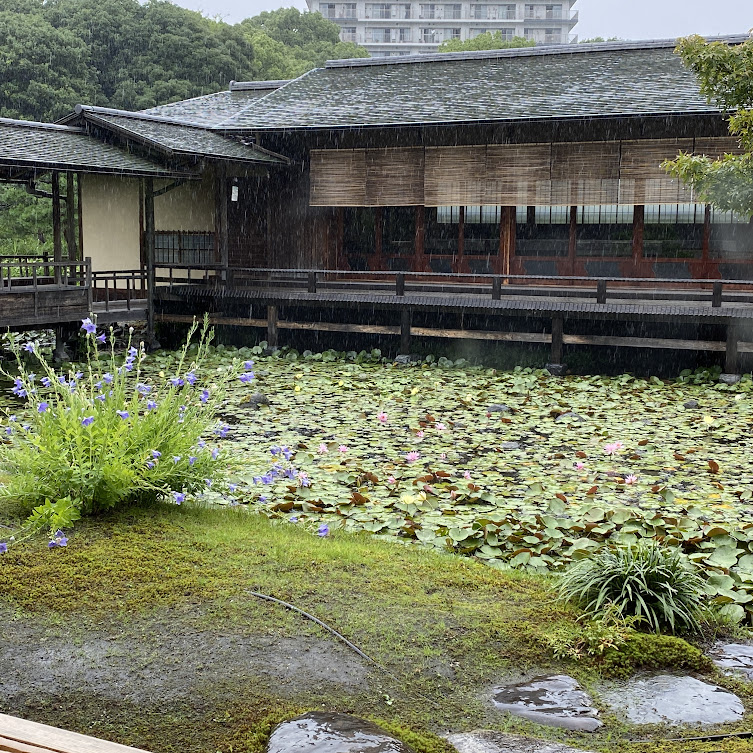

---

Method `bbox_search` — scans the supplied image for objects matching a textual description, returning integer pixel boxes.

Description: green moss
[601,632,712,678]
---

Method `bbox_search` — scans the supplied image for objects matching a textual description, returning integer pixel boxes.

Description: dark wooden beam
[726,324,739,374]
[551,315,564,363]
[400,308,411,353]
[51,172,62,284]
[267,304,279,346]
[65,172,78,261]
[216,165,229,273]
[144,177,158,349]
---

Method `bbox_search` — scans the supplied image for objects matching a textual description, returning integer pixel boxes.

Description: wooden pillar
[336,207,344,269]
[567,205,577,276]
[702,204,711,261]
[144,177,159,349]
[631,205,645,275]
[400,308,411,353]
[456,205,465,274]
[373,207,384,271]
[725,324,738,374]
[415,205,425,273]
[550,315,564,364]
[65,172,78,261]
[267,304,279,347]
[51,172,62,284]
[216,164,229,274]
[77,172,84,259]
[500,206,515,277]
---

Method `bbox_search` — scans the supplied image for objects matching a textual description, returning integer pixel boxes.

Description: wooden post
[712,281,723,308]
[144,178,159,349]
[492,276,501,300]
[308,271,317,293]
[596,279,607,304]
[77,172,84,259]
[216,165,229,277]
[65,171,78,260]
[456,205,464,274]
[51,172,62,284]
[400,308,411,353]
[85,256,92,313]
[725,324,738,374]
[267,305,279,346]
[568,205,577,276]
[395,272,405,296]
[415,205,425,273]
[632,205,645,273]
[551,316,564,364]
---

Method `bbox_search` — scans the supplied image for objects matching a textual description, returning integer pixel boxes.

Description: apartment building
[306,0,578,55]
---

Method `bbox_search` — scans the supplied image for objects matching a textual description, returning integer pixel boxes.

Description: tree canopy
[438,32,534,53]
[664,35,753,219]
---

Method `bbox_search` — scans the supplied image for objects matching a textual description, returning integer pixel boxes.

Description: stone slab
[710,643,753,681]
[447,731,595,753]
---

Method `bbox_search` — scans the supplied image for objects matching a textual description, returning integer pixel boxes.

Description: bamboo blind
[309,137,738,208]
[365,147,424,206]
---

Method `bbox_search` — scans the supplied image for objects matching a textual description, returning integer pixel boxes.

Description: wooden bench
[0,714,150,753]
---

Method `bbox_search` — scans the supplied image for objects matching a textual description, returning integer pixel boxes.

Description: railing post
[396,273,405,297]
[85,257,93,313]
[308,271,317,294]
[492,276,501,300]
[725,324,739,375]
[400,309,411,353]
[104,277,110,312]
[712,281,723,308]
[596,279,607,304]
[267,304,279,347]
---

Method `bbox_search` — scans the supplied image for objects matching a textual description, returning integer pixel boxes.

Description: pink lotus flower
[603,441,624,456]
[575,461,585,470]
[405,451,420,462]
[625,474,638,485]
[416,430,424,439]
[436,423,446,432]
[387,475,396,484]
[440,452,447,460]
[377,411,388,423]
[318,443,329,454]
[450,490,458,499]
[463,470,471,480]
[339,445,348,453]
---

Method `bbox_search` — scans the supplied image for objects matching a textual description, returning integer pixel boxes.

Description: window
[342,2,357,16]
[368,27,393,42]
[545,4,563,18]
[341,26,357,41]
[643,204,705,260]
[524,3,537,18]
[420,4,436,18]
[515,205,570,257]
[465,206,501,256]
[444,3,461,18]
[472,5,486,19]
[344,208,376,270]
[154,232,214,266]
[398,27,412,41]
[367,3,392,18]
[502,3,516,18]
[544,28,562,43]
[425,207,458,257]
[421,27,439,42]
[709,206,753,266]
[382,207,416,266]
[319,2,336,17]
[575,205,634,259]
[445,27,461,39]
[400,3,411,17]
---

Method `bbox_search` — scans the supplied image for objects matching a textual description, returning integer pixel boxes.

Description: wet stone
[545,363,568,376]
[710,643,753,681]
[601,675,744,726]
[394,354,421,365]
[267,712,413,753]
[488,404,512,413]
[245,392,270,409]
[683,399,699,409]
[491,675,602,732]
[500,442,521,451]
[718,373,742,385]
[447,731,596,753]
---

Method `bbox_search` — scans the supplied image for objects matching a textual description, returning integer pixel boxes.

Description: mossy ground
[1,501,751,753]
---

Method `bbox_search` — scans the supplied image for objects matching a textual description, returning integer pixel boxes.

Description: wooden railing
[92,269,147,312]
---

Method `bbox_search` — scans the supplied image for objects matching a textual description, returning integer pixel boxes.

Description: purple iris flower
[116,410,129,419]
[58,376,67,385]
[317,524,329,537]
[270,446,281,456]
[0,542,7,553]
[289,516,298,523]
[95,394,106,402]
[128,346,138,358]
[173,456,181,464]
[170,378,184,388]
[185,372,197,385]
[244,360,254,371]
[146,400,157,410]
[102,373,113,384]
[5,427,12,436]
[238,373,253,384]
[228,484,237,492]
[173,492,185,504]
[197,440,206,449]
[22,342,34,353]
[96,333,106,344]
[205,479,212,488]
[189,456,196,466]
[41,376,51,388]
[137,383,151,395]
[81,416,94,427]
[282,447,293,461]
[200,389,209,404]
[73,372,83,381]
[81,318,96,335]
[152,450,161,458]
[215,425,229,438]
[211,447,219,460]
[146,461,155,469]
[38,402,49,413]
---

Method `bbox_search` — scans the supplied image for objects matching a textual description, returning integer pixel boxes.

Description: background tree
[438,32,534,53]
[664,35,753,220]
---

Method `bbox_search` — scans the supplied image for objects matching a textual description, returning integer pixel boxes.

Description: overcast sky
[174,0,751,40]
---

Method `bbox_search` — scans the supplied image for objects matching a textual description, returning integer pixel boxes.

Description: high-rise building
[306,0,578,56]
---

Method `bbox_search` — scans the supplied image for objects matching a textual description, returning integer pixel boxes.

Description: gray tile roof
[78,107,286,164]
[218,37,749,131]
[140,81,287,127]
[0,117,187,177]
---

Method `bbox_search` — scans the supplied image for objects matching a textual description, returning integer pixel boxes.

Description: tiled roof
[0,117,187,177]
[77,107,287,164]
[218,37,750,131]
[140,81,287,127]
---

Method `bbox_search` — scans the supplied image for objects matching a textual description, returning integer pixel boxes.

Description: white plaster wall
[154,175,215,232]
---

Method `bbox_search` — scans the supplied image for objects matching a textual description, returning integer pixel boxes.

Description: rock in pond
[555,412,585,424]
[491,675,602,732]
[267,712,414,753]
[601,675,744,726]
[683,399,699,409]
[718,373,742,385]
[488,404,513,413]
[500,441,521,451]
[711,643,753,681]
[245,392,270,409]
[448,731,595,753]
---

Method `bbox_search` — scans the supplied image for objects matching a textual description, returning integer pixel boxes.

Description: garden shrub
[557,543,705,634]
[0,315,248,545]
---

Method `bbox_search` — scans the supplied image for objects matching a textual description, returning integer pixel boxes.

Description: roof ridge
[0,117,85,133]
[75,104,211,129]
[324,33,751,69]
[212,69,320,130]
[229,80,290,91]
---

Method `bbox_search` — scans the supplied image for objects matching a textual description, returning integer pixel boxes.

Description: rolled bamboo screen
[309,137,740,207]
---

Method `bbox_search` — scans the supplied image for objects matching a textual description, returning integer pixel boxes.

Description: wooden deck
[0,713,149,753]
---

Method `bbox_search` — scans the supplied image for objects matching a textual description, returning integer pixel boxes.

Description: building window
[472,5,485,19]
[546,4,563,19]
[154,232,214,266]
[420,4,436,18]
[709,207,753,273]
[319,2,336,17]
[382,207,416,267]
[421,27,440,42]
[341,26,357,41]
[502,3,516,18]
[367,3,393,18]
[445,27,461,39]
[515,206,570,257]
[342,2,357,16]
[544,28,562,43]
[368,27,393,42]
[398,27,412,41]
[344,208,375,270]
[400,3,412,17]
[444,3,461,18]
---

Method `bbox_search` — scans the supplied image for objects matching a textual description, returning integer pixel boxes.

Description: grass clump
[0,316,245,545]
[557,543,705,634]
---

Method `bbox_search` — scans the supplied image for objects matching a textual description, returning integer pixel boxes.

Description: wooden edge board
[0,715,149,753]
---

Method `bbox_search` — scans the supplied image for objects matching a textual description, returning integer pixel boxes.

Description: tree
[664,35,753,220]
[438,32,534,53]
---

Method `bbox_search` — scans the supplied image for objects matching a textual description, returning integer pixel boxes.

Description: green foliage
[601,631,712,678]
[0,317,242,545]
[557,543,706,634]
[664,35,753,218]
[438,32,534,53]
[0,184,53,257]
[579,37,621,43]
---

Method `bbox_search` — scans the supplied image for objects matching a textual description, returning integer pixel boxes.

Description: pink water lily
[603,441,624,455]
[339,445,348,453]
[318,443,329,454]
[405,451,420,462]
[624,474,638,485]
[377,411,388,423]
[435,423,446,432]
[415,430,424,439]
[463,470,471,480]
[387,475,397,484]
[575,461,586,470]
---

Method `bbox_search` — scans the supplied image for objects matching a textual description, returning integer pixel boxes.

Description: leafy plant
[557,543,706,634]
[0,315,247,545]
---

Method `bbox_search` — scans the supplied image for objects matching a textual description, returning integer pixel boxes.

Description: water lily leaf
[717,603,746,624]
[704,545,741,569]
